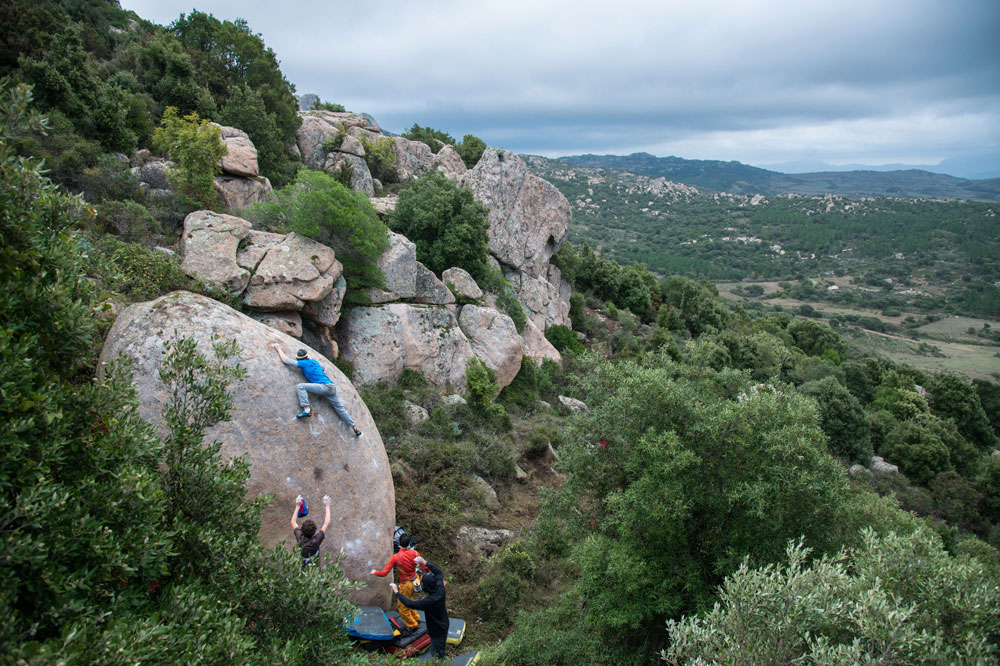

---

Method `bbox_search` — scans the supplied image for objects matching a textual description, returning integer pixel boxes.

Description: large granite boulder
[214,174,272,214]
[323,152,374,197]
[244,233,342,311]
[180,210,251,294]
[504,264,572,329]
[462,147,571,278]
[432,144,467,179]
[98,291,394,607]
[214,124,259,177]
[302,275,348,328]
[442,267,483,300]
[296,110,381,168]
[392,136,434,181]
[458,305,522,388]
[365,232,452,305]
[134,159,173,190]
[338,304,474,390]
[520,318,562,365]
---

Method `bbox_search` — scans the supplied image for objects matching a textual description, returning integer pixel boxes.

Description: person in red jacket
[371,534,422,632]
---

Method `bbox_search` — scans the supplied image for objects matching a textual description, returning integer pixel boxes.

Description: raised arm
[321,495,331,533]
[290,494,303,530]
[272,342,298,367]
[371,553,397,577]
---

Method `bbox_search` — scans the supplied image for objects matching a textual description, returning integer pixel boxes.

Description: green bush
[359,134,397,183]
[465,358,510,429]
[247,169,389,292]
[884,417,954,486]
[664,528,1000,666]
[401,123,454,153]
[392,169,492,281]
[456,133,486,168]
[499,357,542,410]
[151,106,225,209]
[545,324,584,354]
[476,541,536,621]
[799,376,872,463]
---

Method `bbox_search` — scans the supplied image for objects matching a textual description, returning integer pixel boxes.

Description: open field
[845,328,1000,381]
[916,315,996,341]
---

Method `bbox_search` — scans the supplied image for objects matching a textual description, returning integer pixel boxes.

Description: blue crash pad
[345,606,395,640]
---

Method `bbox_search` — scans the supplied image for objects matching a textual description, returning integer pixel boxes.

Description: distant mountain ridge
[557,152,1000,202]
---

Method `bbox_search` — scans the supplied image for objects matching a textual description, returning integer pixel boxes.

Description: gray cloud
[122,0,1000,166]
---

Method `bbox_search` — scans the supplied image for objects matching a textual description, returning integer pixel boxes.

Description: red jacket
[373,547,421,581]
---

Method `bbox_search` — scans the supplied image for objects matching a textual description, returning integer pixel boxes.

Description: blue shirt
[296,358,332,384]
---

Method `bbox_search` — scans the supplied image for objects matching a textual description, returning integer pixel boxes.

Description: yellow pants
[398,579,419,629]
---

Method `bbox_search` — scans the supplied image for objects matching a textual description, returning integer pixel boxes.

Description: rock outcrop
[462,147,571,278]
[432,145,467,179]
[442,267,483,300]
[392,137,434,182]
[214,174,272,213]
[180,211,251,294]
[338,304,475,390]
[243,233,342,311]
[365,232,452,305]
[98,291,394,607]
[458,305,522,388]
[214,124,259,177]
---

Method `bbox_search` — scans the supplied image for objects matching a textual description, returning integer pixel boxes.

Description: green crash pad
[414,611,466,645]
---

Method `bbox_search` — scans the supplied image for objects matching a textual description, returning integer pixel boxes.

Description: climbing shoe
[353,426,362,437]
[296,410,312,419]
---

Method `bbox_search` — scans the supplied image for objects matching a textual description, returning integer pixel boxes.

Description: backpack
[393,525,409,553]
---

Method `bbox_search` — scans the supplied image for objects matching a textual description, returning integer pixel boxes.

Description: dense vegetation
[528,156,1000,319]
[558,152,1000,201]
[0,82,364,665]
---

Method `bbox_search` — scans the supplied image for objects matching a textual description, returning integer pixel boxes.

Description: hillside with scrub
[2,2,999,665]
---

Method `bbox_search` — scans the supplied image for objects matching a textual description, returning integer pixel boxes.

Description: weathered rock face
[432,144,467,179]
[458,305,522,388]
[296,110,381,169]
[214,174,272,214]
[98,291,394,607]
[442,267,483,300]
[180,211,251,294]
[323,152,374,197]
[249,310,303,338]
[244,233,342,311]
[504,264,572,330]
[392,137,434,181]
[302,275,348,328]
[461,147,571,278]
[520,318,562,365]
[214,124,260,177]
[338,304,474,390]
[364,232,452,305]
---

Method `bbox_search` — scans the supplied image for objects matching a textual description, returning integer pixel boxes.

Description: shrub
[391,169,492,281]
[93,200,161,242]
[359,134,397,183]
[151,106,225,209]
[465,358,509,429]
[799,376,872,463]
[455,133,486,168]
[246,169,389,292]
[499,357,541,410]
[664,528,1000,666]
[545,324,584,355]
[476,541,536,621]
[884,417,954,486]
[401,123,454,153]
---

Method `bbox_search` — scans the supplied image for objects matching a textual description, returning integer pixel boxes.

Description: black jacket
[395,561,448,637]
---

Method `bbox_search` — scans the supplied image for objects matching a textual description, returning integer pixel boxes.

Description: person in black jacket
[390,555,448,659]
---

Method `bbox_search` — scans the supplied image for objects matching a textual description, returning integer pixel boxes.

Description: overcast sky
[120,0,999,168]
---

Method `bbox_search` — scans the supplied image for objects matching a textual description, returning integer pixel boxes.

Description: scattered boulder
[470,475,500,511]
[98,291,394,607]
[515,464,528,481]
[214,124,259,177]
[244,233,342,311]
[403,400,429,425]
[338,304,474,390]
[301,275,348,328]
[180,210,251,294]
[393,136,434,181]
[461,147,571,278]
[558,395,589,413]
[504,264,572,330]
[249,310,303,338]
[366,232,419,303]
[432,144,467,179]
[442,267,483,300]
[296,110,381,168]
[457,526,514,558]
[214,174,272,214]
[847,464,869,480]
[323,152,374,197]
[520,318,562,365]
[135,159,172,190]
[414,263,455,305]
[458,305,522,388]
[442,394,467,407]
[372,195,398,216]
[870,456,899,474]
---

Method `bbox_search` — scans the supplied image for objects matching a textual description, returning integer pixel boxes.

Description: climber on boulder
[291,494,330,569]
[272,343,361,437]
